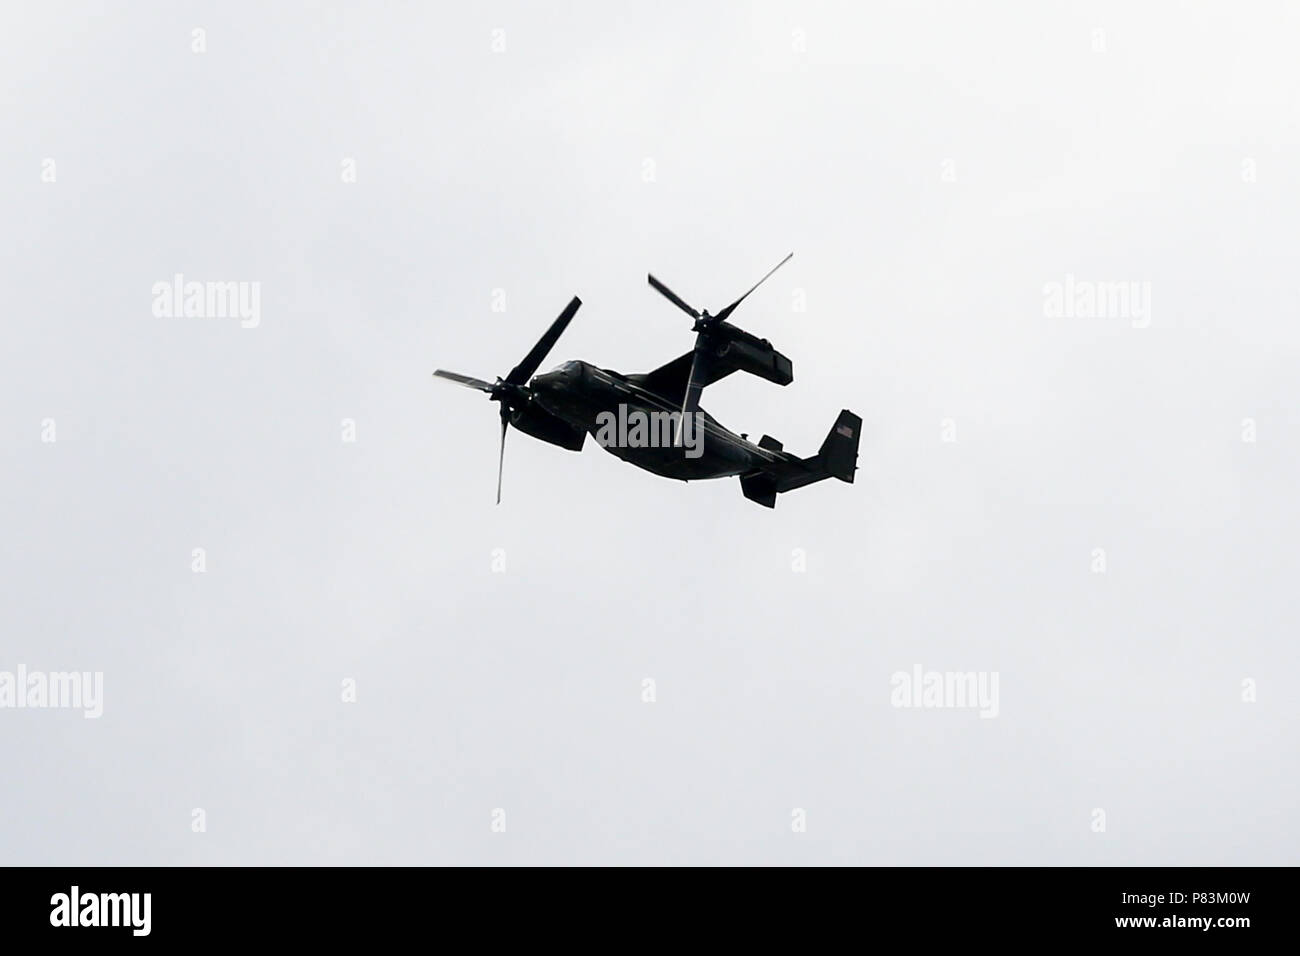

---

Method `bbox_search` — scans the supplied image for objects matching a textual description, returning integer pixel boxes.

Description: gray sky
[2,0,1297,864]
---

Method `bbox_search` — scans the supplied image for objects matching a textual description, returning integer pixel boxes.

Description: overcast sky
[2,0,1297,865]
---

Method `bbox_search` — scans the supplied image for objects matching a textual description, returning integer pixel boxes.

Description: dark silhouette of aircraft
[433,254,860,508]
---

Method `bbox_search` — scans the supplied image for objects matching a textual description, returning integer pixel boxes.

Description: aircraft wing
[634,351,738,405]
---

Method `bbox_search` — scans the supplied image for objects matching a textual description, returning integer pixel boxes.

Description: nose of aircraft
[531,362,579,395]
[531,370,563,394]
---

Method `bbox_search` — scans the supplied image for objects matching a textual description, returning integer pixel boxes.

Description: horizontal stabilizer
[738,409,861,508]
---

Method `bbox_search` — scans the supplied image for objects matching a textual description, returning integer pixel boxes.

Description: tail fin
[740,472,778,508]
[817,410,861,483]
[738,409,861,508]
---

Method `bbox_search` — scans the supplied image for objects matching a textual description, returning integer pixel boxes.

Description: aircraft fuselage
[524,360,779,481]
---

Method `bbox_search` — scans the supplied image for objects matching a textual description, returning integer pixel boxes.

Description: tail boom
[739,410,861,508]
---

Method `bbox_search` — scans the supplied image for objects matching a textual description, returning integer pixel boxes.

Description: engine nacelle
[509,403,586,451]
[709,323,793,386]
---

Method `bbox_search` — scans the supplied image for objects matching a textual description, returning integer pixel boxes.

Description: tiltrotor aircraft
[433,254,860,508]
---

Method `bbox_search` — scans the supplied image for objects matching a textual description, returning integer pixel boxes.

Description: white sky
[1,0,1297,864]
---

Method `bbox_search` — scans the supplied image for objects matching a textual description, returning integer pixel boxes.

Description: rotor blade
[713,252,794,323]
[496,407,508,505]
[433,369,496,393]
[504,296,582,386]
[647,273,701,320]
[674,339,708,447]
